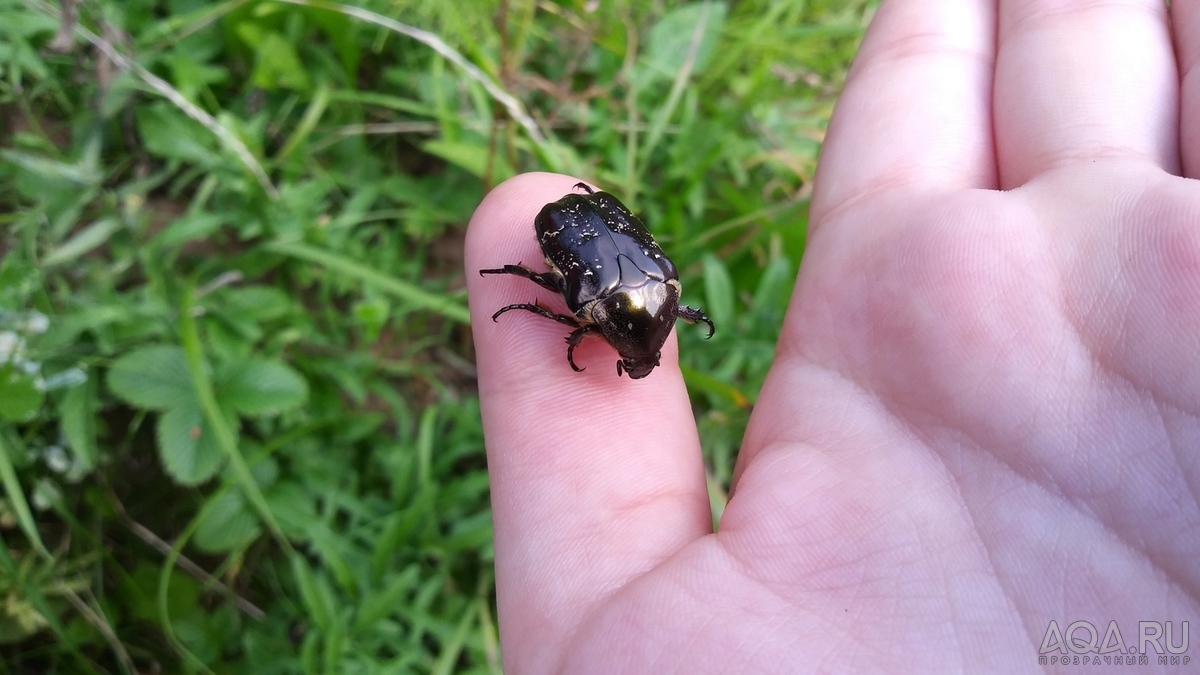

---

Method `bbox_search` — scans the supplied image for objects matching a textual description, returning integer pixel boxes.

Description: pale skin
[465,0,1200,671]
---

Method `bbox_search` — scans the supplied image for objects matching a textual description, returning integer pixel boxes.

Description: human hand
[465,1,1200,671]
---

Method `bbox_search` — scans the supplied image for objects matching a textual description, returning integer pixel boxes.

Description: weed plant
[0,0,871,671]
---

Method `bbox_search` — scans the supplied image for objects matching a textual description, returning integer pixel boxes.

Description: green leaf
[216,358,308,416]
[355,565,420,631]
[162,53,229,102]
[421,139,513,180]
[432,603,478,675]
[266,241,470,324]
[234,23,311,91]
[43,217,122,267]
[752,256,794,308]
[59,379,98,472]
[219,286,292,323]
[0,545,71,646]
[156,403,233,485]
[354,297,389,341]
[3,8,60,38]
[0,148,103,188]
[108,346,196,411]
[702,253,736,331]
[291,556,334,632]
[153,212,225,249]
[265,481,318,538]
[0,434,49,557]
[194,490,261,553]
[643,1,728,80]
[179,282,288,548]
[0,364,42,422]
[307,6,360,77]
[99,70,140,118]
[136,105,217,166]
[680,363,749,409]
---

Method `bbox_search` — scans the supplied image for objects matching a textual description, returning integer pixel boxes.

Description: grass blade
[267,241,470,324]
[0,431,49,557]
[0,538,102,674]
[178,282,291,552]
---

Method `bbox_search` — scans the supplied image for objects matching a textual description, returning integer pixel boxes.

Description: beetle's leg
[565,325,600,372]
[491,301,580,328]
[573,182,595,195]
[678,306,715,339]
[479,264,564,294]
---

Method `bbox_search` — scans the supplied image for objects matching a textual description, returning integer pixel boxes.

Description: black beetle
[480,182,714,379]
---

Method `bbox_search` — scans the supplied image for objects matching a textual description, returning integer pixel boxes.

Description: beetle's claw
[566,344,584,371]
[565,325,595,372]
[678,305,715,339]
[566,349,586,372]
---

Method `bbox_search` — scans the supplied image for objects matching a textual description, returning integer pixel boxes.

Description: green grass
[0,0,872,671]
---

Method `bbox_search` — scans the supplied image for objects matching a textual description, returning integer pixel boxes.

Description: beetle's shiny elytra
[480,183,714,379]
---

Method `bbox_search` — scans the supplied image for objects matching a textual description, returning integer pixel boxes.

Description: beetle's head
[591,278,680,380]
[616,353,660,379]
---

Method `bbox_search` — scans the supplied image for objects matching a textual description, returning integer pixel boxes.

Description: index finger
[465,172,712,671]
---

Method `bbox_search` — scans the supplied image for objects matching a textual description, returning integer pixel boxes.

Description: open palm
[466,0,1200,671]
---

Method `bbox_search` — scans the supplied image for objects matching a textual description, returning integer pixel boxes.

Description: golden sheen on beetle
[480,183,714,379]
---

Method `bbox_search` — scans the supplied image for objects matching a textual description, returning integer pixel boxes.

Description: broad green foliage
[107,346,195,412]
[0,0,871,670]
[643,2,727,79]
[0,362,43,422]
[107,345,306,484]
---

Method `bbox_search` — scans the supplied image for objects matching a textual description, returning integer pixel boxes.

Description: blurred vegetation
[0,0,872,671]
